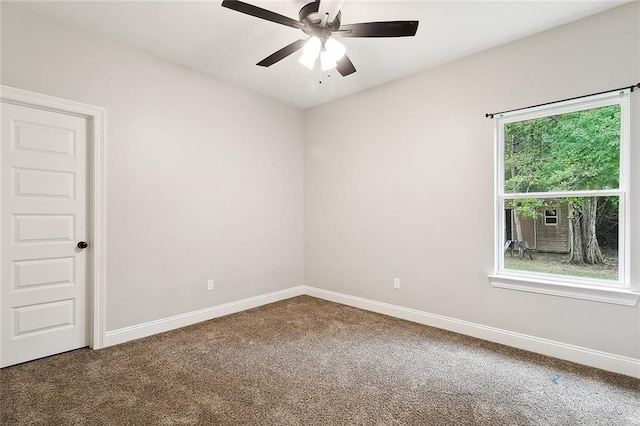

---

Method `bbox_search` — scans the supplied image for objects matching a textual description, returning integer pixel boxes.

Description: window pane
[503,196,618,281]
[503,105,620,193]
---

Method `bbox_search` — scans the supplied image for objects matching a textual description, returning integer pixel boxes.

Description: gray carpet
[1,295,639,425]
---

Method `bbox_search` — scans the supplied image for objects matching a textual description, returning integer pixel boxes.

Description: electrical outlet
[207,279,214,291]
[393,278,400,290]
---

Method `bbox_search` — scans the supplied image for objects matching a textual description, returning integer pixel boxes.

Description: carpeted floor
[1,295,639,425]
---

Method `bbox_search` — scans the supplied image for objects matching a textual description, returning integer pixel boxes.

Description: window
[489,89,638,306]
[544,210,557,226]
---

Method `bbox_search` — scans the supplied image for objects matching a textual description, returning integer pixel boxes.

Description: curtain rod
[485,82,640,119]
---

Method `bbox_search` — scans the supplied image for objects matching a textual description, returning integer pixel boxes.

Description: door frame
[0,85,106,356]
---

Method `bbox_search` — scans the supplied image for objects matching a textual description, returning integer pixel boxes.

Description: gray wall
[1,4,305,331]
[304,2,640,359]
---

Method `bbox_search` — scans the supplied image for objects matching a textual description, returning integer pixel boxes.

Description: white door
[1,102,88,367]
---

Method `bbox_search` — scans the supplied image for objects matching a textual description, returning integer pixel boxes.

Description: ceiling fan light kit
[299,36,321,69]
[221,0,419,77]
[320,50,337,71]
[325,37,346,61]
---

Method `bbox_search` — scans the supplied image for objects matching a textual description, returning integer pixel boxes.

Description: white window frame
[488,89,639,306]
[544,209,558,226]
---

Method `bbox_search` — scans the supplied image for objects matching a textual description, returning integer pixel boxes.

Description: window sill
[487,274,640,306]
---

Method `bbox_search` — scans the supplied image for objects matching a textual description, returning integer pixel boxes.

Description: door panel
[14,214,76,242]
[15,168,76,198]
[1,102,88,367]
[13,256,75,288]
[13,120,75,156]
[14,298,75,336]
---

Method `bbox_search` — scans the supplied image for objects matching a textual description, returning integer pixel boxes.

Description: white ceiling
[12,0,628,109]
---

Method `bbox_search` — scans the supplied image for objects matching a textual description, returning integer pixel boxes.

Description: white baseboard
[103,286,305,347]
[102,284,639,378]
[302,286,640,379]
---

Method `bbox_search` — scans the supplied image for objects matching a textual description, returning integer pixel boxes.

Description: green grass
[503,251,618,281]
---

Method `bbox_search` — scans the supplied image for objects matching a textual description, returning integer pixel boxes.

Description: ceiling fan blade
[257,39,306,67]
[318,0,344,24]
[221,0,304,29]
[340,21,419,37]
[336,54,356,76]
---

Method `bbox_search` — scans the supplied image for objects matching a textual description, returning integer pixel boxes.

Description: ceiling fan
[221,0,419,76]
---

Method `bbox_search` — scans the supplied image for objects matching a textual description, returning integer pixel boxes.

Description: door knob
[77,241,88,249]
